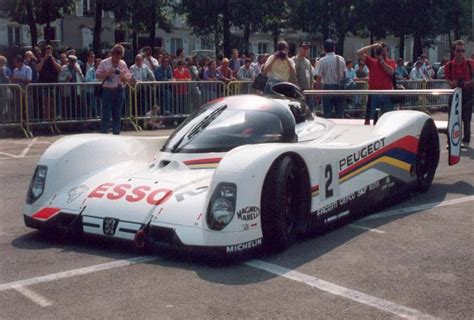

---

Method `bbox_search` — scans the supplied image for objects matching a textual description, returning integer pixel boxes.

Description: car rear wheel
[261,156,301,252]
[415,119,440,192]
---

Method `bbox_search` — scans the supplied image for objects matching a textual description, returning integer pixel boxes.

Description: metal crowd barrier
[133,80,225,130]
[25,83,135,136]
[0,84,29,137]
[0,80,456,137]
[303,89,455,119]
[227,81,256,96]
[395,80,426,110]
[424,80,450,108]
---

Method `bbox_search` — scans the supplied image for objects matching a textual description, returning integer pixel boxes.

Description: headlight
[206,183,236,230]
[26,165,47,204]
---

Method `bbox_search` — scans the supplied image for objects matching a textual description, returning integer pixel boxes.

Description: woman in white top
[262,41,296,94]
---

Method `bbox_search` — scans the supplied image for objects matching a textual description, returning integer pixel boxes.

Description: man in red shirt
[445,40,473,148]
[357,42,396,124]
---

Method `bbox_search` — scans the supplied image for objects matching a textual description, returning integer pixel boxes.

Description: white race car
[23,84,462,257]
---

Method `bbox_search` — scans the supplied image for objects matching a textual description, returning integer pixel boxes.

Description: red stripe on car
[32,207,61,221]
[183,157,222,165]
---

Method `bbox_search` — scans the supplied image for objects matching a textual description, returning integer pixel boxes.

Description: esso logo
[451,122,461,147]
[88,183,172,206]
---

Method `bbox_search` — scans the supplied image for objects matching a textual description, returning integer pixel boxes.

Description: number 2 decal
[320,162,339,201]
[325,164,334,198]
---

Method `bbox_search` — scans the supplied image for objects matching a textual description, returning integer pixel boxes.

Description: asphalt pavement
[0,125,473,319]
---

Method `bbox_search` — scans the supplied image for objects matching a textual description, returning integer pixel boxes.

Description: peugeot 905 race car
[23,83,462,257]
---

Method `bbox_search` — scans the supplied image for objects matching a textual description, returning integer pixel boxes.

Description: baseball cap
[300,41,310,47]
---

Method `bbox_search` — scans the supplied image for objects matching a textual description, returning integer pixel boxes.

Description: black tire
[415,119,440,192]
[261,156,307,252]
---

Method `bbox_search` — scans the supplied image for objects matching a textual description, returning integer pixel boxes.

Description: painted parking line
[0,256,157,292]
[246,260,438,320]
[14,286,53,307]
[19,138,38,157]
[361,195,474,221]
[348,224,385,234]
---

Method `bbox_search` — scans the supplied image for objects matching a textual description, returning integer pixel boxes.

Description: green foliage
[3,0,74,47]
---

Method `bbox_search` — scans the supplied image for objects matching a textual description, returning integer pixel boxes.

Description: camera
[114,68,121,75]
[375,47,383,56]
[277,51,287,59]
[458,79,465,88]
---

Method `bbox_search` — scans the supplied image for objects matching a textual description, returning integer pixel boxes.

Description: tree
[436,0,472,53]
[111,0,172,55]
[231,2,266,54]
[179,0,235,57]
[3,0,73,47]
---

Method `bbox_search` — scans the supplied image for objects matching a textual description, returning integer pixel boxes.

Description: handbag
[94,79,107,98]
[252,73,268,91]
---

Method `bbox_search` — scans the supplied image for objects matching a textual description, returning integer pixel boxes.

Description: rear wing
[304,88,461,166]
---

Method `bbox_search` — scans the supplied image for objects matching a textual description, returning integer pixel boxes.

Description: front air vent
[158,160,171,168]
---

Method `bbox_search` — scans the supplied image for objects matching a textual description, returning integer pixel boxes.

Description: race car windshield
[162,107,284,153]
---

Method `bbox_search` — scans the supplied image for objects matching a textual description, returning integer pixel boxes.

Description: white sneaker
[461,142,470,149]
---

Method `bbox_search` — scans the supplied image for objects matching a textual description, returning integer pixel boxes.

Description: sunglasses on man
[455,49,465,53]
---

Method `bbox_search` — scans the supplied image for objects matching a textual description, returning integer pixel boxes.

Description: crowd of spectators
[0,40,472,139]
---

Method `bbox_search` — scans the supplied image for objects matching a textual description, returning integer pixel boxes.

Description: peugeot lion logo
[103,218,119,236]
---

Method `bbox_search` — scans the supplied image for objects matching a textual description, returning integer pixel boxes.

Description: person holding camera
[445,40,473,148]
[262,40,296,94]
[96,44,132,135]
[37,45,61,121]
[357,42,396,125]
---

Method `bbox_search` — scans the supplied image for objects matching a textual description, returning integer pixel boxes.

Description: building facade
[0,0,472,62]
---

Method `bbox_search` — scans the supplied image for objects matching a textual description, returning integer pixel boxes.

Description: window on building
[7,26,21,46]
[171,38,183,55]
[83,0,96,16]
[257,42,268,54]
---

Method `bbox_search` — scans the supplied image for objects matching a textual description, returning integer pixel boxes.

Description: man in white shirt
[11,55,32,88]
[410,60,426,80]
[142,46,159,72]
[237,58,256,81]
[314,39,346,118]
[130,54,156,82]
[130,54,156,115]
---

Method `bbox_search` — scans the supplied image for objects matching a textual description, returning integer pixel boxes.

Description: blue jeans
[369,95,393,120]
[100,88,125,135]
[322,84,344,118]
[305,95,316,112]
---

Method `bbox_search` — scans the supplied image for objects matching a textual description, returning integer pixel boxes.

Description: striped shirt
[314,52,346,85]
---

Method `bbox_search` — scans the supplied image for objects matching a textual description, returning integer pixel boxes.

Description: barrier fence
[133,81,225,130]
[0,79,454,137]
[0,84,28,137]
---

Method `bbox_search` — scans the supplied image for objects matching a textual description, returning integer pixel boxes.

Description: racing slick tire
[415,119,440,193]
[261,155,309,252]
